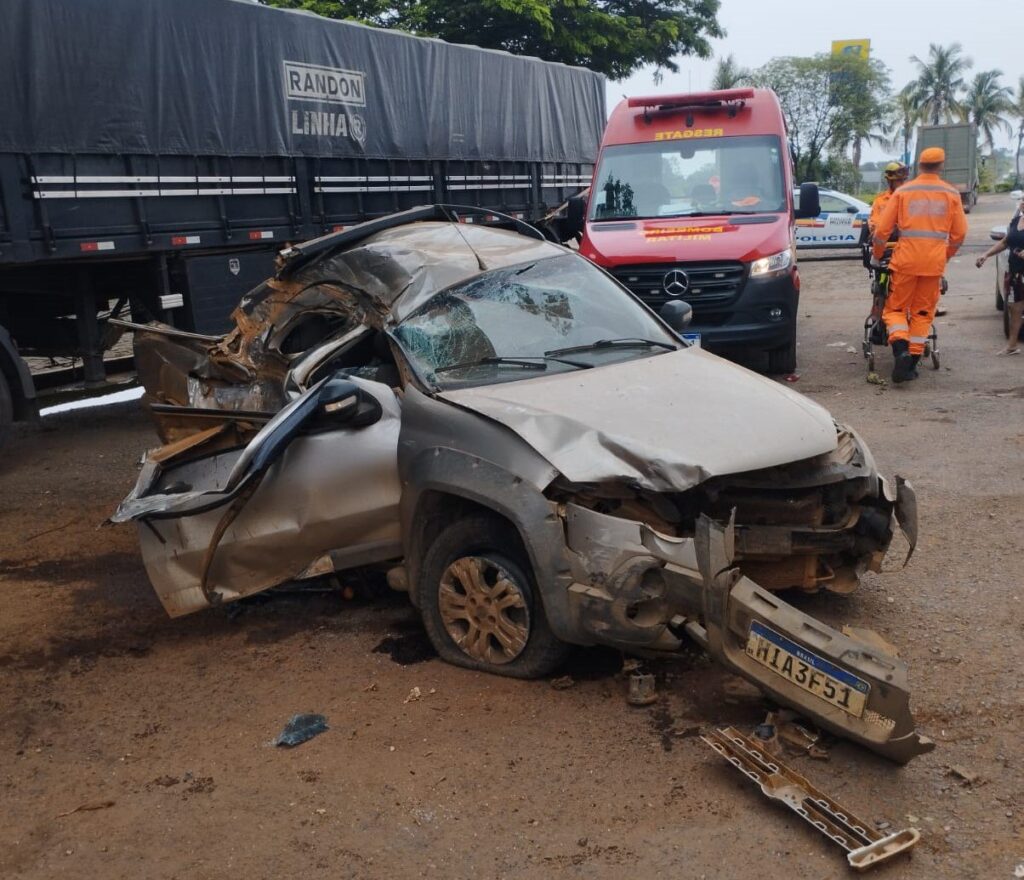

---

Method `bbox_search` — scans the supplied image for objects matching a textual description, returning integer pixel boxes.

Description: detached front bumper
[562,481,932,764]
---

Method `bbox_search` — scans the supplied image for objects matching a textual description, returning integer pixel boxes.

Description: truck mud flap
[688,514,934,764]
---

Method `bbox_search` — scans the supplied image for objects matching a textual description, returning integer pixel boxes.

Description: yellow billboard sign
[831,39,870,60]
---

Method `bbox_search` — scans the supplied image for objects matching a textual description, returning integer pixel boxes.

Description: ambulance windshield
[590,135,786,221]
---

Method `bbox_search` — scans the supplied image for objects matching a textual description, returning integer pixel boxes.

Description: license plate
[681,332,701,348]
[745,621,869,717]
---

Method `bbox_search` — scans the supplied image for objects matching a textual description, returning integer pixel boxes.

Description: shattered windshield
[393,254,678,389]
[590,135,786,220]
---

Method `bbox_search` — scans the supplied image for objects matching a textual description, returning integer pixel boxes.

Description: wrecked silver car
[114,205,931,763]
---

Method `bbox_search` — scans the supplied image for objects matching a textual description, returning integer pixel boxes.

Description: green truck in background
[915,123,979,213]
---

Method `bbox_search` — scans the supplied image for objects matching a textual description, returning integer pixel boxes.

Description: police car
[793,187,870,249]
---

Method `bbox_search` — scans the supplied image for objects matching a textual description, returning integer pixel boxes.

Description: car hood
[440,347,838,492]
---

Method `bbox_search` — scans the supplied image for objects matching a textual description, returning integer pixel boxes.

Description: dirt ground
[2,195,1022,880]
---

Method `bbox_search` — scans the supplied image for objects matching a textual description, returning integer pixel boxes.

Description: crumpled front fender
[689,513,934,764]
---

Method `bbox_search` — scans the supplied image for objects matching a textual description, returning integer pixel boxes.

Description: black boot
[891,340,915,383]
[910,354,921,378]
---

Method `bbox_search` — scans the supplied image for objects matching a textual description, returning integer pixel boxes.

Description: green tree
[751,54,889,183]
[1011,75,1024,185]
[961,70,1013,153]
[262,0,725,80]
[884,83,924,166]
[908,43,972,125]
[710,54,749,90]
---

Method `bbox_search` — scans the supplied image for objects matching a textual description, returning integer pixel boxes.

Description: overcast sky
[609,0,1021,160]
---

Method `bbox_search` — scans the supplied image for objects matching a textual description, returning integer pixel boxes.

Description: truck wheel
[418,516,569,679]
[767,329,797,374]
[0,372,12,450]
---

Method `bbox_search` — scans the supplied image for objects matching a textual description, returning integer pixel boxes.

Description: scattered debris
[866,372,886,386]
[549,675,576,690]
[274,713,329,748]
[372,632,437,665]
[56,799,115,818]
[626,672,658,706]
[826,341,849,348]
[1013,863,1024,879]
[362,682,378,692]
[184,776,216,795]
[403,687,422,703]
[845,346,858,354]
[783,373,800,382]
[150,775,180,788]
[702,727,920,872]
[946,765,979,785]
[759,709,829,759]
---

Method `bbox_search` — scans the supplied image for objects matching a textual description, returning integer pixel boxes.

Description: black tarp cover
[0,0,606,162]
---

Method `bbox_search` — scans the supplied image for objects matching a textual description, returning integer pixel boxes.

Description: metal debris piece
[626,672,658,706]
[56,799,116,818]
[766,710,830,760]
[702,726,920,872]
[403,687,422,703]
[274,713,329,748]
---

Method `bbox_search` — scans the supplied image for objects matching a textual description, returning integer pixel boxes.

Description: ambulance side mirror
[794,182,820,219]
[565,195,587,238]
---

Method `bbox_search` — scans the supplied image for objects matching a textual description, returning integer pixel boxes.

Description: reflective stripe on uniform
[901,229,948,240]
[909,335,929,343]
[898,183,959,194]
[887,322,909,332]
[872,237,888,246]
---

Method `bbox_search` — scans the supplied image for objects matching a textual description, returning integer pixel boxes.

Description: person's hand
[869,254,881,268]
[976,255,987,268]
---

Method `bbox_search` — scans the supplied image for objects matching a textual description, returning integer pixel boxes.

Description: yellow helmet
[884,161,909,180]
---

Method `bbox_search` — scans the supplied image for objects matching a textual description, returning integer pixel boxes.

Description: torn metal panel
[441,347,839,493]
[116,377,402,616]
[562,502,931,761]
[703,726,920,871]
[691,515,934,763]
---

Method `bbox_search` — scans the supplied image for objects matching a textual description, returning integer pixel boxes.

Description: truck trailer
[0,0,606,446]
[915,123,979,213]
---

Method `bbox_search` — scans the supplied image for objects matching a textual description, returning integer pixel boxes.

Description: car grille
[610,262,746,309]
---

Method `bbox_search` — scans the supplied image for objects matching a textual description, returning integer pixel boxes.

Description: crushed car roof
[284,220,567,323]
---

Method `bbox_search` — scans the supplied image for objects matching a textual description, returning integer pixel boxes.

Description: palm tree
[885,84,924,164]
[909,43,972,124]
[1013,76,1024,186]
[711,54,750,91]
[962,70,1013,152]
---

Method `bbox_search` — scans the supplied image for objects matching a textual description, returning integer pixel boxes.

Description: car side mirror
[846,206,858,214]
[794,183,820,219]
[565,195,587,238]
[660,300,693,332]
[310,377,383,430]
[990,227,1006,242]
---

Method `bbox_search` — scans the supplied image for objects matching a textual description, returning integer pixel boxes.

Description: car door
[794,191,866,249]
[114,374,402,616]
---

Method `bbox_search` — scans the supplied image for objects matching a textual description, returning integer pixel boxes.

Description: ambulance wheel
[767,330,797,374]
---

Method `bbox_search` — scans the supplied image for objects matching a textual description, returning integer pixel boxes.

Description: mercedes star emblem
[663,269,690,296]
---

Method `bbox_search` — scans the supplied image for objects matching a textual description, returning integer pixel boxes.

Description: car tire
[767,328,797,374]
[418,515,569,679]
[0,372,12,451]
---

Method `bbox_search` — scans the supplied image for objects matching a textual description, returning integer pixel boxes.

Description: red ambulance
[563,88,820,373]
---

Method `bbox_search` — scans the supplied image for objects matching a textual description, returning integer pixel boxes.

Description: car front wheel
[418,516,568,678]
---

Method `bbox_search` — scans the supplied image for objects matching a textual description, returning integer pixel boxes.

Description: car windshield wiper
[433,354,593,375]
[544,337,677,357]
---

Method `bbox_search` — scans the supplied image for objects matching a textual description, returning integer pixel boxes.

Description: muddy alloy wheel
[438,555,530,665]
[417,515,569,679]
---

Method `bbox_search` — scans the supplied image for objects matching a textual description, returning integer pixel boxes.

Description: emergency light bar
[627,88,754,108]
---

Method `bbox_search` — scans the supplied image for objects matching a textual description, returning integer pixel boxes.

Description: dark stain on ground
[0,632,153,673]
[649,699,676,752]
[372,630,437,665]
[562,646,624,681]
[0,551,139,586]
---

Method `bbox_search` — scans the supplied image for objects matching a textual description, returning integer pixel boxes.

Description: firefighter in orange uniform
[872,147,967,383]
[869,161,909,235]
